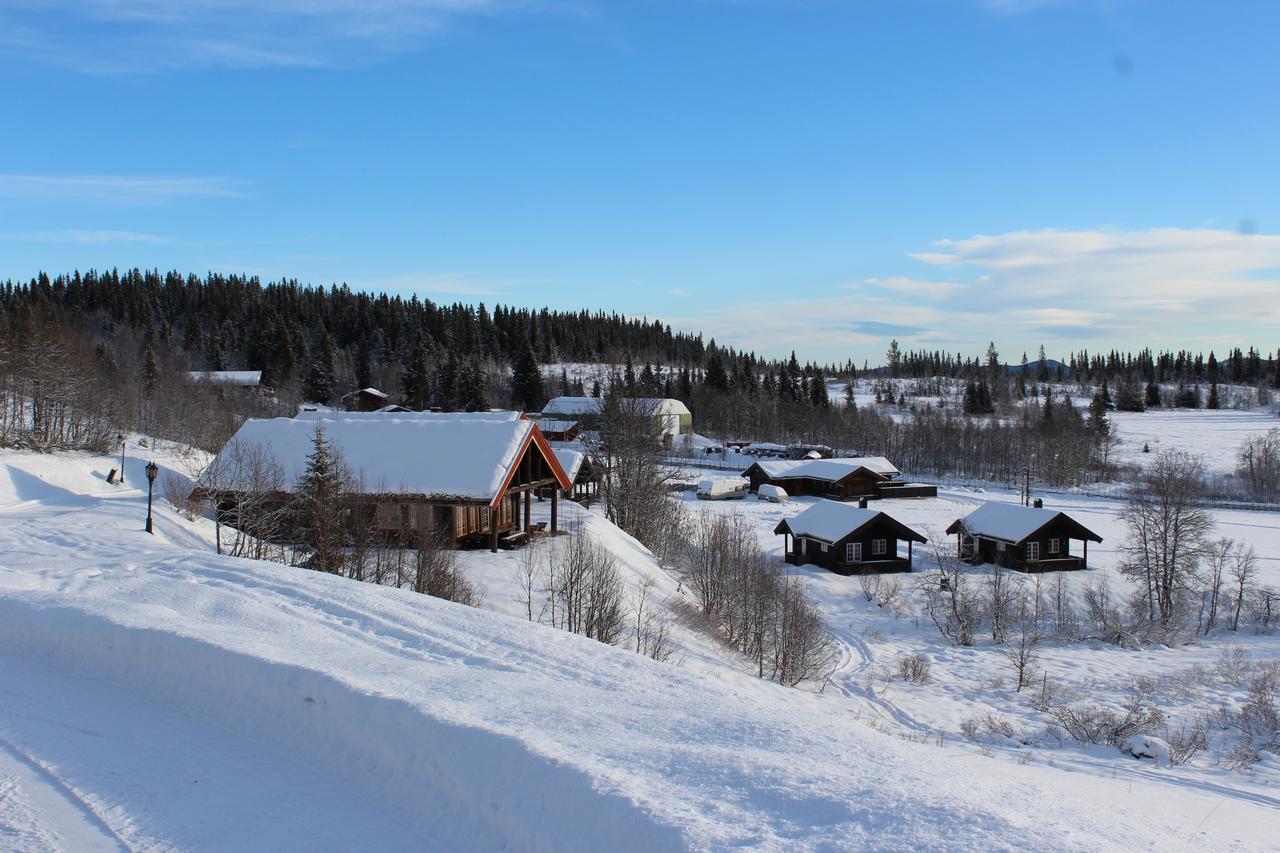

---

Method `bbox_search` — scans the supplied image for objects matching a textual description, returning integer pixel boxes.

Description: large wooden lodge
[204,411,572,552]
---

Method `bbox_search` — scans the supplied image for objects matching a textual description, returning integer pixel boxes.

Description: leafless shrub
[1164,718,1209,766]
[1044,696,1166,746]
[859,572,882,602]
[896,653,930,685]
[1004,622,1042,693]
[162,469,198,519]
[1224,743,1261,771]
[960,712,1017,743]
[413,530,483,607]
[1216,645,1251,686]
[632,576,681,663]
[920,544,983,647]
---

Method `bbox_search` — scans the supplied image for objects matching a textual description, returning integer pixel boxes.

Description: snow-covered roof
[753,456,899,482]
[541,396,692,417]
[946,502,1103,544]
[295,410,521,422]
[535,417,580,431]
[186,370,262,386]
[775,500,926,544]
[213,413,568,504]
[342,387,389,399]
[553,447,585,482]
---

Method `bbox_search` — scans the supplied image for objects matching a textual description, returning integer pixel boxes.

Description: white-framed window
[820,542,829,553]
[846,542,862,563]
[1048,538,1060,554]
[872,538,887,556]
[799,537,807,556]
[996,541,1005,552]
[1027,541,1040,560]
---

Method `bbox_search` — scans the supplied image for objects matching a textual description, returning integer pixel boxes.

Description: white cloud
[666,287,689,297]
[0,1,539,71]
[5,228,171,244]
[665,226,1280,361]
[0,174,242,203]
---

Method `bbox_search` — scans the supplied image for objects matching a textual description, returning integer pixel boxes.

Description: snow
[295,408,522,422]
[753,456,900,482]
[948,501,1100,544]
[552,446,585,482]
[1108,408,1279,475]
[4,449,1280,849]
[215,414,544,501]
[777,501,923,544]
[185,370,263,386]
[757,484,789,502]
[696,478,747,498]
[542,396,691,418]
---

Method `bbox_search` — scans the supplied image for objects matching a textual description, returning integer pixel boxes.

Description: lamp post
[145,461,159,534]
[118,433,127,485]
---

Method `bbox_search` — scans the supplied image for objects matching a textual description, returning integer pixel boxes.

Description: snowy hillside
[3,449,1280,850]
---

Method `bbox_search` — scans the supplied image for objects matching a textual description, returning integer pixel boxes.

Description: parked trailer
[757,484,789,503]
[697,478,749,500]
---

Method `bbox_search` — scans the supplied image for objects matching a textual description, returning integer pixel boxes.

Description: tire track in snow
[0,734,131,852]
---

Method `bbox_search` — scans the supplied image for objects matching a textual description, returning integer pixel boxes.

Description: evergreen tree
[1207,382,1220,409]
[143,344,160,395]
[401,334,432,410]
[294,423,349,574]
[1145,381,1162,408]
[304,331,336,403]
[1086,387,1110,436]
[510,336,545,411]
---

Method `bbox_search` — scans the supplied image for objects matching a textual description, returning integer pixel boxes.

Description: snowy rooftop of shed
[294,409,521,422]
[542,396,691,417]
[216,414,554,503]
[755,456,899,481]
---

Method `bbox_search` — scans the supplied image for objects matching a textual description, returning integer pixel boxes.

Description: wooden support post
[523,489,531,531]
[1082,539,1087,570]
[490,504,499,553]
[908,540,913,569]
[550,487,558,534]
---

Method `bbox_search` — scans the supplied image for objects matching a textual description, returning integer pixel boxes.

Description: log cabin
[202,411,572,552]
[341,387,391,412]
[744,457,938,501]
[944,500,1103,572]
[774,500,927,574]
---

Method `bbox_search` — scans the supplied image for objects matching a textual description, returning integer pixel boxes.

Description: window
[846,542,862,563]
[1027,541,1040,561]
[996,541,1005,552]
[375,503,402,529]
[820,542,829,553]
[872,538,887,556]
[1048,538,1060,555]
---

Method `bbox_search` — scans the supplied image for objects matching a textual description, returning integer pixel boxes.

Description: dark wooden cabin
[774,500,927,574]
[745,456,935,500]
[945,500,1102,572]
[341,387,391,412]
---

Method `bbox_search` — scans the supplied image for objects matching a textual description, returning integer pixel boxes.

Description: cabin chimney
[858,497,868,509]
[1033,498,1043,509]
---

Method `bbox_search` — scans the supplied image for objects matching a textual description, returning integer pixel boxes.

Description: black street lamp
[118,433,127,485]
[145,461,159,534]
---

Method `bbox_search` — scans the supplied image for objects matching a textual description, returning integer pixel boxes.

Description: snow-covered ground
[675,478,1280,809]
[1108,408,1279,475]
[5,448,1280,849]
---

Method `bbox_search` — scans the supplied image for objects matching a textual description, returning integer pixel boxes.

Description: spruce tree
[304,331,336,404]
[401,334,432,410]
[295,423,348,574]
[510,336,545,411]
[1207,382,1220,409]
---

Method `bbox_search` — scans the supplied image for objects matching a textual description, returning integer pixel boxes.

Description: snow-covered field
[1108,408,1279,475]
[2,444,1279,849]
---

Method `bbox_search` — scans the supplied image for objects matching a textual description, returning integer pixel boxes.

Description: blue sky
[2,0,1277,363]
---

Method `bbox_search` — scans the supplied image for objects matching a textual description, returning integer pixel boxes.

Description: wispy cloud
[666,287,689,297]
[0,1,538,72]
[4,228,172,244]
[667,226,1280,360]
[0,174,242,203]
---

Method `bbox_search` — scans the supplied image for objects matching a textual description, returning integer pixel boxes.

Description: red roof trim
[490,423,574,508]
